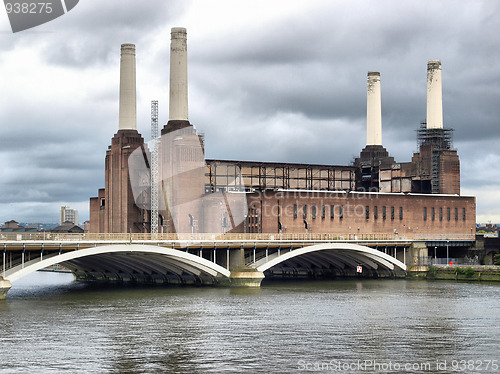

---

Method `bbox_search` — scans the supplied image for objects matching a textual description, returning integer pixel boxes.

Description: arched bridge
[0,232,434,298]
[4,244,231,285]
[253,243,406,278]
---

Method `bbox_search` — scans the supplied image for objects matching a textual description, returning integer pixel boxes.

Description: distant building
[51,221,84,234]
[476,223,499,238]
[0,220,37,233]
[25,223,44,231]
[82,220,90,233]
[3,220,22,229]
[60,206,79,226]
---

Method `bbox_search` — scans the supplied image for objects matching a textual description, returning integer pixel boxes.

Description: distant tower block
[426,60,443,129]
[119,44,137,130]
[366,72,382,146]
[169,27,188,122]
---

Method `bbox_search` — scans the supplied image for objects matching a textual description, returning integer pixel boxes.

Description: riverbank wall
[408,265,500,281]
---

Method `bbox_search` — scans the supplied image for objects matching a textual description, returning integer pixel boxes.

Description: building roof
[0,228,37,233]
[206,159,356,170]
[51,223,84,233]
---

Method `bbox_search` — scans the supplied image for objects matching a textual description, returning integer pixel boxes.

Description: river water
[1,272,499,373]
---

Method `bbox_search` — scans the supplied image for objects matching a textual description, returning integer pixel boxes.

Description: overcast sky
[0,0,499,225]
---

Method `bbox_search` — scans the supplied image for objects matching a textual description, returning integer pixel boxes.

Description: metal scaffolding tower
[416,123,454,151]
[150,100,159,234]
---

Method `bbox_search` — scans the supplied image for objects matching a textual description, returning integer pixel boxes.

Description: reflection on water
[1,272,500,373]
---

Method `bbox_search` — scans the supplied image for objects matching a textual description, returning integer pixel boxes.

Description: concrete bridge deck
[0,233,474,299]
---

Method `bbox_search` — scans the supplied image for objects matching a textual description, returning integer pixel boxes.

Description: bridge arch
[256,243,406,275]
[5,244,231,285]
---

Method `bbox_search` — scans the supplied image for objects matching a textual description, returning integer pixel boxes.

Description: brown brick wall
[243,191,475,236]
[439,151,460,195]
[89,197,99,233]
[104,130,146,233]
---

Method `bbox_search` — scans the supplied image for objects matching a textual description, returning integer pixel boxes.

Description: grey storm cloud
[41,1,188,68]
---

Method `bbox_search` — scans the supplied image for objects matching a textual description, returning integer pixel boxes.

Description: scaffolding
[416,122,458,194]
[150,100,159,234]
[417,122,454,151]
[205,159,356,193]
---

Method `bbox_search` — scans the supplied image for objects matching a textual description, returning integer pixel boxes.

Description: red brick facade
[244,190,475,237]
[90,130,148,233]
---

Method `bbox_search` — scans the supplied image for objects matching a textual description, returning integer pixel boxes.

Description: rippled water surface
[1,273,499,373]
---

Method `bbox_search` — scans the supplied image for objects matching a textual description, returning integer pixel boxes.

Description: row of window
[292,204,403,221]
[293,204,343,219]
[366,206,403,220]
[291,204,467,222]
[293,204,466,221]
[424,207,466,221]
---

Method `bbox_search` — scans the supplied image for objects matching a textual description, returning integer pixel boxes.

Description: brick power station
[90,28,475,238]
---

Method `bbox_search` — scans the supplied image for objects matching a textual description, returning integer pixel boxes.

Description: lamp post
[446,240,450,265]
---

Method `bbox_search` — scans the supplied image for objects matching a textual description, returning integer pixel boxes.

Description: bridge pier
[0,277,11,300]
[229,247,245,270]
[410,242,429,271]
[228,248,265,286]
[229,267,265,287]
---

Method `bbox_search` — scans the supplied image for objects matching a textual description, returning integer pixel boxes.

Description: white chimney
[118,44,137,130]
[169,27,188,121]
[426,60,443,129]
[366,71,382,146]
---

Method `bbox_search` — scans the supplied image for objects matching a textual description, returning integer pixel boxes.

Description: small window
[432,207,435,221]
[293,204,297,219]
[447,207,451,221]
[330,205,334,219]
[399,207,403,220]
[424,207,427,221]
[382,206,386,220]
[321,205,325,219]
[455,207,458,221]
[462,208,466,221]
[365,206,370,220]
[303,205,307,219]
[439,207,443,221]
[374,206,378,220]
[391,206,394,220]
[339,205,344,219]
[312,205,317,219]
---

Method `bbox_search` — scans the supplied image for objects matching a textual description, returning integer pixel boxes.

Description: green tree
[494,254,500,266]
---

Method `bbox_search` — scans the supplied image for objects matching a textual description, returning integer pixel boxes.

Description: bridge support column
[0,277,11,300]
[229,247,245,270]
[410,242,428,271]
[229,267,265,287]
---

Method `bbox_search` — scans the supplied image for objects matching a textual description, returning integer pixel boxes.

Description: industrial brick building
[89,28,475,237]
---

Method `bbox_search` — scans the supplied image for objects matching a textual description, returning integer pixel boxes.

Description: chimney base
[161,120,192,135]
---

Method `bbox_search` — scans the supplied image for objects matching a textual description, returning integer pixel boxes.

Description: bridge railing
[413,234,475,241]
[0,232,475,242]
